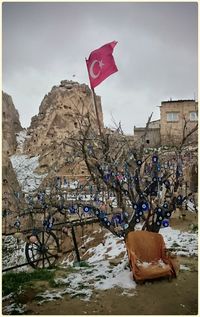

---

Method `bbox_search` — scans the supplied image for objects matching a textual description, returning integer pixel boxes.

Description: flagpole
[91,87,102,136]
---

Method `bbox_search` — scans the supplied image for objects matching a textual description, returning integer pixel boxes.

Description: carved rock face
[2,92,23,156]
[22,80,104,176]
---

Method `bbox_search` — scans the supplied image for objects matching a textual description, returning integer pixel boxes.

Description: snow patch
[180,264,190,271]
[15,130,30,153]
[10,154,47,192]
[86,233,125,263]
[3,302,26,315]
[160,227,198,256]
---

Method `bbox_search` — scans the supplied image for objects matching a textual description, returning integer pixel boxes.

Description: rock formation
[2,91,23,155]
[2,92,25,231]
[23,80,104,178]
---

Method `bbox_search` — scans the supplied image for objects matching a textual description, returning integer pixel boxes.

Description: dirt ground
[16,255,197,315]
[3,211,198,315]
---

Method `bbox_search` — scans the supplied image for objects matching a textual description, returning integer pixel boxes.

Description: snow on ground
[2,226,197,313]
[10,154,47,192]
[10,130,47,193]
[160,227,198,256]
[85,232,125,263]
[2,235,27,271]
[37,227,197,304]
[36,232,135,304]
[3,302,26,315]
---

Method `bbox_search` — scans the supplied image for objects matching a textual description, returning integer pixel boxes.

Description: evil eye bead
[165,211,171,218]
[162,219,169,227]
[124,223,129,229]
[117,214,123,224]
[141,203,148,211]
[70,207,76,213]
[177,195,182,201]
[163,203,168,209]
[137,160,142,166]
[152,155,158,163]
[104,174,111,182]
[83,206,90,212]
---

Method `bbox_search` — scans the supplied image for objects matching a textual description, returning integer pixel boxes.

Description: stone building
[160,99,198,146]
[133,99,198,147]
[133,120,161,148]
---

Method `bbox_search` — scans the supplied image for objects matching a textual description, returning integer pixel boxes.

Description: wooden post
[71,225,81,263]
[91,88,102,136]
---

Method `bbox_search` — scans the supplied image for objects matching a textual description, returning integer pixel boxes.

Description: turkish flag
[86,41,118,89]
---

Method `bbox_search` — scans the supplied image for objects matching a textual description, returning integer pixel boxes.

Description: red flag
[86,41,118,89]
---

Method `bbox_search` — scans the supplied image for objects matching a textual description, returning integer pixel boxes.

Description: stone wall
[133,127,161,148]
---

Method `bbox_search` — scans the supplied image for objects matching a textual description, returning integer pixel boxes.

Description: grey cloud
[2,2,197,134]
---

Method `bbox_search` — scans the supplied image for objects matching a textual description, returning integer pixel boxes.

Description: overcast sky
[2,2,198,134]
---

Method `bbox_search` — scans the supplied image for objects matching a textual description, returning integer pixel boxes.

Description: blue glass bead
[162,219,169,227]
[152,155,158,163]
[83,206,90,213]
[137,160,142,166]
[141,203,148,211]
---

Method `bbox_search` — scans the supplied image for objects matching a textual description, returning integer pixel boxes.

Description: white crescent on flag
[89,60,101,79]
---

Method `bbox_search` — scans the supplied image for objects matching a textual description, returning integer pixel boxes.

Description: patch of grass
[65,266,78,273]
[48,279,61,288]
[73,260,91,268]
[190,224,198,233]
[2,269,56,296]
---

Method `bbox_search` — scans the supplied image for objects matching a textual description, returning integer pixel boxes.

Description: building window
[189,111,198,122]
[167,112,179,122]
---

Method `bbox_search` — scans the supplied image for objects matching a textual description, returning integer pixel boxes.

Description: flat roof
[161,99,196,104]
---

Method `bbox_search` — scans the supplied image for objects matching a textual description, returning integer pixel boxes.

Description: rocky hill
[22,80,104,177]
[2,80,104,198]
[2,91,24,189]
[2,92,25,230]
